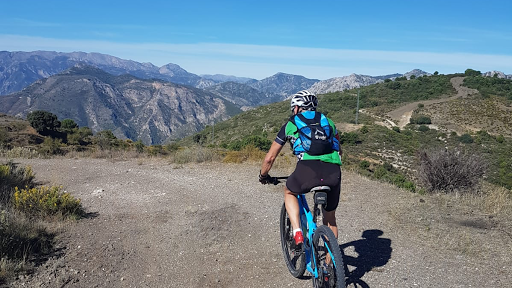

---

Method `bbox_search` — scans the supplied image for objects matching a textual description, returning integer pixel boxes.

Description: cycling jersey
[275,112,342,165]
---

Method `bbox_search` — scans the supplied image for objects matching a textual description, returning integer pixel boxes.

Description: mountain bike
[272,177,346,288]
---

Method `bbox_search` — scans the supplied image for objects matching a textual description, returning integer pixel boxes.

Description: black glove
[259,171,272,184]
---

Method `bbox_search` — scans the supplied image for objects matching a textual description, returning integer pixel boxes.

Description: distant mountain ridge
[0,51,209,95]
[0,65,240,144]
[2,50,512,144]
[308,69,432,95]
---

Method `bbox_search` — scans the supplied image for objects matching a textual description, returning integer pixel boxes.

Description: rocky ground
[4,157,512,287]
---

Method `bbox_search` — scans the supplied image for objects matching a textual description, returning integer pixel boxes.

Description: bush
[417,125,429,132]
[172,146,220,164]
[134,140,145,154]
[0,162,35,205]
[459,133,474,144]
[418,149,487,192]
[359,160,370,170]
[227,135,271,151]
[410,115,432,125]
[94,130,118,150]
[39,137,63,155]
[340,132,360,145]
[0,208,55,282]
[12,186,83,218]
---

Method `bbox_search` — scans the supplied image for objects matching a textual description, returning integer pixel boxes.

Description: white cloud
[1,34,511,79]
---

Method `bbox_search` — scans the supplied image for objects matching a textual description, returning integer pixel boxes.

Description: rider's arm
[260,141,284,176]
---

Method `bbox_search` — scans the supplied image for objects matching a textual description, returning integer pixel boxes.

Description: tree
[27,110,61,136]
[60,119,78,132]
[465,68,481,77]
[434,71,439,76]
[94,130,117,150]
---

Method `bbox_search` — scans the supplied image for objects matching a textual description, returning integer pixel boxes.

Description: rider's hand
[259,171,272,185]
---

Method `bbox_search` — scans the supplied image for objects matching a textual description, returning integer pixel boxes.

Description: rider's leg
[322,208,338,239]
[284,186,300,232]
[322,208,338,265]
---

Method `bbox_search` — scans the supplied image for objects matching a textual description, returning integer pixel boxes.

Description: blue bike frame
[298,192,339,280]
[297,193,320,278]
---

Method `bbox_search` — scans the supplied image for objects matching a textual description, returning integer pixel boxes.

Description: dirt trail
[387,77,478,129]
[5,157,511,287]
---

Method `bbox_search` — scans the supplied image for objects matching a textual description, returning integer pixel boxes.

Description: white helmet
[290,90,318,112]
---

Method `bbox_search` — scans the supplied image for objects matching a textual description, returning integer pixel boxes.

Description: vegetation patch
[0,162,84,283]
[418,149,487,193]
[13,186,83,219]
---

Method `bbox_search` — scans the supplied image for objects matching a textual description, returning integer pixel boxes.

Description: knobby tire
[279,203,306,278]
[313,225,346,288]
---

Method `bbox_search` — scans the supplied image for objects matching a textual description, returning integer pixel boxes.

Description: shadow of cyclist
[340,229,392,287]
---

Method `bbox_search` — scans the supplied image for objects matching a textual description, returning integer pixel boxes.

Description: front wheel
[279,203,306,278]
[312,225,346,288]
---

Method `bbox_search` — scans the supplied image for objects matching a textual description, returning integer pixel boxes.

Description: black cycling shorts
[286,160,341,212]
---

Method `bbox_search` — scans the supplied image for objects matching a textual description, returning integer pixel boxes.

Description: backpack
[290,111,334,156]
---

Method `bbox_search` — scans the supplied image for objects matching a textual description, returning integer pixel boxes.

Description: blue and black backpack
[290,111,335,156]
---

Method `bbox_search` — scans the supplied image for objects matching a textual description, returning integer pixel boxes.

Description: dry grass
[390,182,512,260]
[0,208,55,283]
[222,145,266,163]
[170,146,222,164]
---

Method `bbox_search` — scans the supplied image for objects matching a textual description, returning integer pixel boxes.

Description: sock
[293,228,302,236]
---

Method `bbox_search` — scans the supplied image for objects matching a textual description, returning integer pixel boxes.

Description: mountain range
[1,50,510,144]
[0,64,240,144]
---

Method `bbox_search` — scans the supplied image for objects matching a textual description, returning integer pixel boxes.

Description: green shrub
[39,137,63,155]
[359,160,370,170]
[0,128,7,144]
[340,132,360,145]
[227,135,271,151]
[165,142,180,153]
[459,133,474,144]
[417,125,429,132]
[134,140,145,154]
[410,115,432,125]
[374,166,387,179]
[392,126,401,133]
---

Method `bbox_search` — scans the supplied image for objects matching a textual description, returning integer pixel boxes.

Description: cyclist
[259,90,342,247]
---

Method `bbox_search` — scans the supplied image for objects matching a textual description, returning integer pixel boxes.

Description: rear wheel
[279,203,306,278]
[312,225,345,288]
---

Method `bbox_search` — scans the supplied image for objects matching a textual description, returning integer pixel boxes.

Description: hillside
[0,113,43,147]
[187,73,512,190]
[0,65,241,144]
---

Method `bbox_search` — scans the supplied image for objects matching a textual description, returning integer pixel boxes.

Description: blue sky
[1,0,512,80]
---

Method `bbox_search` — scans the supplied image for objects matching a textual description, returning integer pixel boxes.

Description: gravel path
[5,157,511,287]
[387,77,478,129]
